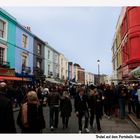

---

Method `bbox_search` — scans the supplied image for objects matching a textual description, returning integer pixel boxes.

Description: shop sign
[0,68,15,76]
[122,65,129,76]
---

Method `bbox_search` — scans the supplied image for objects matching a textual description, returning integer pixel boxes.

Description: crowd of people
[0,80,140,133]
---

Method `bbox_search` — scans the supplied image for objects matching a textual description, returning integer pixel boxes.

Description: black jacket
[47,92,60,107]
[88,93,102,117]
[74,94,89,113]
[60,97,72,117]
[17,103,45,133]
[0,93,16,133]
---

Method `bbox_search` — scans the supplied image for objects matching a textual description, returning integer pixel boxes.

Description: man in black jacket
[0,82,16,133]
[88,85,102,132]
[74,86,89,133]
[47,86,60,131]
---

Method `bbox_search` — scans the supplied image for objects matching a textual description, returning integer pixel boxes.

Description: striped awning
[0,76,30,81]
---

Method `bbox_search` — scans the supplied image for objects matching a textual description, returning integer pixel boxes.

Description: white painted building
[44,43,54,78]
[59,53,68,80]
[74,64,79,82]
[85,72,95,85]
[53,49,60,79]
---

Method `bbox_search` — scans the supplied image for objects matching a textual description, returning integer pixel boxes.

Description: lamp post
[97,59,100,85]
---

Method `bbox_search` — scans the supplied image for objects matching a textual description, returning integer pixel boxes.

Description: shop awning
[46,78,62,84]
[0,76,30,81]
[130,66,140,78]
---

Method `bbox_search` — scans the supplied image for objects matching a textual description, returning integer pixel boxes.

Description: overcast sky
[3,7,121,75]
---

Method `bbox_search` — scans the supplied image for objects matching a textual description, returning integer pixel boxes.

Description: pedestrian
[47,86,60,131]
[0,82,16,133]
[127,85,136,114]
[134,84,140,119]
[103,84,114,119]
[74,86,89,133]
[118,84,127,119]
[60,90,72,129]
[88,84,102,132]
[17,91,45,133]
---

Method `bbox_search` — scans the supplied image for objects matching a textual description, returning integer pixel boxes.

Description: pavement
[13,107,140,133]
[128,113,140,130]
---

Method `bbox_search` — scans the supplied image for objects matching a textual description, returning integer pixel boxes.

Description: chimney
[26,26,31,32]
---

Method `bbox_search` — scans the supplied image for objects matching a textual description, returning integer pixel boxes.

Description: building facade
[85,72,94,85]
[44,43,54,78]
[0,8,16,69]
[77,67,85,84]
[33,36,45,81]
[112,7,140,81]
[0,8,17,80]
[59,53,68,81]
[15,24,34,79]
[53,49,60,80]
[68,62,75,81]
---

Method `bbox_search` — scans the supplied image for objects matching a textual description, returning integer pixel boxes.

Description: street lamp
[97,60,100,85]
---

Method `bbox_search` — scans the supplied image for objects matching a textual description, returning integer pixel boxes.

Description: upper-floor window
[22,34,28,48]
[48,50,50,59]
[54,53,57,62]
[37,44,41,54]
[61,58,63,66]
[0,18,7,40]
[48,64,50,75]
[0,44,7,64]
[37,59,41,68]
[22,53,28,67]
[0,47,5,63]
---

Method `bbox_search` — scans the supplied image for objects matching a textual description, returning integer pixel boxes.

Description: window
[22,53,28,67]
[37,44,41,54]
[61,58,63,66]
[54,54,57,62]
[0,44,6,65]
[37,59,41,68]
[0,18,7,40]
[48,50,50,59]
[48,64,50,75]
[0,47,5,63]
[22,34,28,48]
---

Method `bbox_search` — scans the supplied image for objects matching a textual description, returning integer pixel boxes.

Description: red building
[77,67,85,84]
[120,7,140,79]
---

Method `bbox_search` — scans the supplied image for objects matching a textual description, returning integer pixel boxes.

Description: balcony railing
[22,65,31,74]
[33,67,44,75]
[0,60,10,68]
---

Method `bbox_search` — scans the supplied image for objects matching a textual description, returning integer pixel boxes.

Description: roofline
[0,8,17,24]
[16,22,35,37]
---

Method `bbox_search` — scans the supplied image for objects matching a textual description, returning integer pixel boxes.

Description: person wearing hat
[0,82,16,133]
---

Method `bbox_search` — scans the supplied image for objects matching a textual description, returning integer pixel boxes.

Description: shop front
[130,66,140,79]
[0,67,30,81]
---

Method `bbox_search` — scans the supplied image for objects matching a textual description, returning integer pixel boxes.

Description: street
[14,99,140,133]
